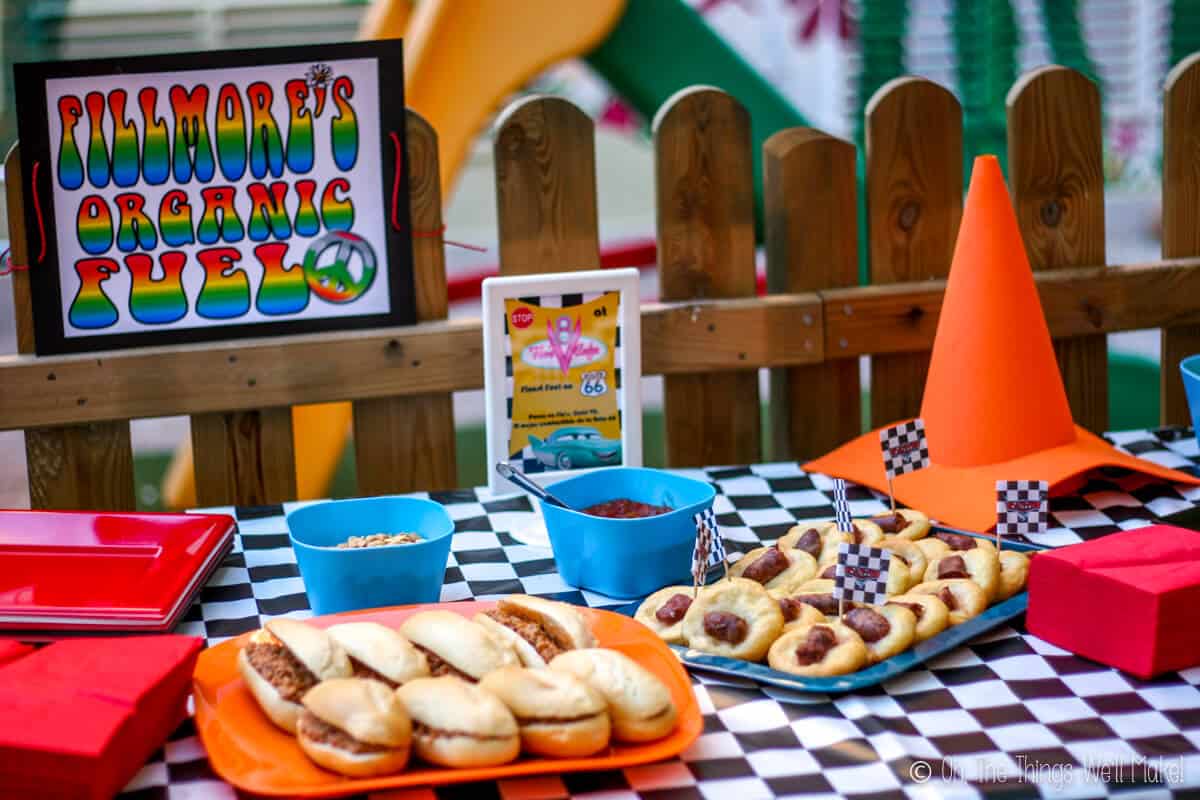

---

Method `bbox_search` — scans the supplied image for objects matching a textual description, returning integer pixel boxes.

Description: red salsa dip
[582,498,673,518]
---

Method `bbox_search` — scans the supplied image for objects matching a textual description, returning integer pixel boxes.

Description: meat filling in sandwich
[410,643,476,682]
[244,638,318,703]
[298,711,390,754]
[348,657,398,688]
[413,722,513,741]
[483,608,566,663]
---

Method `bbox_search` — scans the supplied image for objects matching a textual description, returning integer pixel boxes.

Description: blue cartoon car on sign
[528,427,622,471]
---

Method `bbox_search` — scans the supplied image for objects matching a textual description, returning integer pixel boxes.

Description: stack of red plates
[0,510,235,634]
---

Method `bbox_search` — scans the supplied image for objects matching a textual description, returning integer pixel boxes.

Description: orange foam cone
[806,155,1199,531]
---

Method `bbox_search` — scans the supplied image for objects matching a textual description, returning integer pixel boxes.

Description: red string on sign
[0,248,28,276]
[31,161,46,264]
[1,160,46,277]
[387,131,487,253]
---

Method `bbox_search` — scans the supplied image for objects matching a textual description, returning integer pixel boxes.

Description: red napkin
[0,640,33,666]
[0,634,202,800]
[1026,525,1200,678]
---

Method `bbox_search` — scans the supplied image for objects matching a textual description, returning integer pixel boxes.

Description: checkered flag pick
[834,543,893,606]
[832,478,853,533]
[879,419,931,479]
[996,480,1049,537]
[692,508,726,587]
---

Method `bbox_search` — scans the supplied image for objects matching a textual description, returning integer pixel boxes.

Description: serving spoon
[494,463,573,510]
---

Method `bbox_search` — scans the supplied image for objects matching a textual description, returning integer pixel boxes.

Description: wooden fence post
[352,111,457,494]
[654,87,760,466]
[5,143,136,510]
[765,128,858,459]
[865,78,963,427]
[1008,65,1108,433]
[494,96,600,275]
[1161,53,1200,426]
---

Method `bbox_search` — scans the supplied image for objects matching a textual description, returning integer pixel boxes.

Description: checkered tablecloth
[120,428,1200,800]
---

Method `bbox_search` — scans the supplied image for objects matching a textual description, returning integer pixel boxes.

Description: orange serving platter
[193,601,703,797]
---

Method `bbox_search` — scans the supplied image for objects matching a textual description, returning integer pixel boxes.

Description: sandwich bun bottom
[237,648,302,733]
[297,735,410,777]
[520,713,611,758]
[412,728,520,768]
[610,703,678,743]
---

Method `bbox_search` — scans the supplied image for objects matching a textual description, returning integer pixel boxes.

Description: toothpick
[995,527,1001,552]
[888,476,897,514]
[838,594,845,619]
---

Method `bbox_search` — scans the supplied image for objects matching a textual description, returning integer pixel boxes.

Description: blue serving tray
[630,528,1045,693]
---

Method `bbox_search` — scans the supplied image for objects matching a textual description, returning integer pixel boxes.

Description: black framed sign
[13,40,414,355]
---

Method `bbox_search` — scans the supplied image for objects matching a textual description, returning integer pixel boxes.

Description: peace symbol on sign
[303,231,377,304]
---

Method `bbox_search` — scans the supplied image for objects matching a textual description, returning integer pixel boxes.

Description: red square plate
[0,510,235,631]
[194,602,703,797]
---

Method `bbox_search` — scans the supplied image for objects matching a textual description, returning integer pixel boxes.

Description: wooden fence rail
[4,56,1200,510]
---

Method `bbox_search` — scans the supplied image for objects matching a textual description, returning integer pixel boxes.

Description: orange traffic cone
[805,155,1200,531]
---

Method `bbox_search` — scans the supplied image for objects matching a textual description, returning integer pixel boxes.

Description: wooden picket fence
[4,58,1200,512]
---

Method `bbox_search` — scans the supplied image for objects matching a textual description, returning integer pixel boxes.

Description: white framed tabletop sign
[483,269,643,496]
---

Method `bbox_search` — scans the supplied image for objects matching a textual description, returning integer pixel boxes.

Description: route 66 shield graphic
[303,230,377,304]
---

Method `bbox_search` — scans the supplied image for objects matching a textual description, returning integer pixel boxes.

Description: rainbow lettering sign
[13,41,415,355]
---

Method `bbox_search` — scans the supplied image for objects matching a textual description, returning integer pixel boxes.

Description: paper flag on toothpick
[833,478,853,533]
[995,479,1049,547]
[834,543,893,611]
[879,419,931,480]
[691,508,726,592]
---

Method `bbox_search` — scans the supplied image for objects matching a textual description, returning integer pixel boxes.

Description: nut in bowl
[286,497,454,614]
[537,467,716,599]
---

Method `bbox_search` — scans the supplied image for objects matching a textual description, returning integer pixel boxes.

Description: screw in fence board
[4,143,136,511]
[191,407,296,507]
[654,87,761,467]
[865,78,963,428]
[1161,54,1200,426]
[494,96,600,276]
[764,128,858,460]
[353,111,457,494]
[1007,65,1108,433]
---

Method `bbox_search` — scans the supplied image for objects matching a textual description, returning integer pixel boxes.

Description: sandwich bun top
[549,648,672,721]
[498,595,596,650]
[396,677,518,738]
[264,618,352,681]
[301,678,411,747]
[478,666,607,721]
[325,622,429,685]
[399,611,518,679]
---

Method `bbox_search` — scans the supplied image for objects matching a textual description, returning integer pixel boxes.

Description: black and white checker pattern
[504,292,623,474]
[997,479,1050,536]
[118,426,1200,799]
[880,418,931,479]
[692,507,726,587]
[833,477,853,532]
[834,543,893,605]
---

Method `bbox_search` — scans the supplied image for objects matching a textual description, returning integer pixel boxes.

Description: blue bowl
[286,497,454,615]
[540,467,716,599]
[1182,355,1200,448]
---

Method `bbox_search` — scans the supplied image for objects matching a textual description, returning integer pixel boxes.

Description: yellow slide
[163,0,625,508]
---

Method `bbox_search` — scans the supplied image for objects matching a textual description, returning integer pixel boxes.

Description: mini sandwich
[479,666,611,758]
[325,622,429,688]
[396,676,520,768]
[399,610,518,682]
[237,618,352,733]
[474,594,596,668]
[549,648,678,743]
[297,678,412,777]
